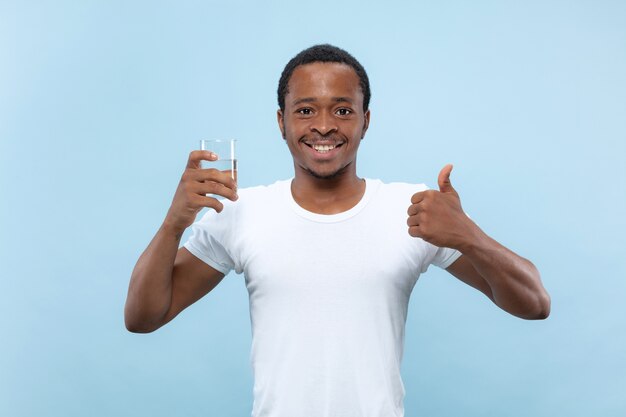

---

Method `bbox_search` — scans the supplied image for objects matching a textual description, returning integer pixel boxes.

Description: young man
[125,44,550,416]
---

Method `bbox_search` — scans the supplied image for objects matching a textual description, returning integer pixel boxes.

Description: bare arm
[445,238,550,320]
[124,227,225,333]
[124,150,238,333]
[407,165,550,319]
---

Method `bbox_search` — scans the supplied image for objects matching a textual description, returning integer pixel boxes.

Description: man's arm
[124,150,238,333]
[124,229,225,333]
[407,164,550,320]
[445,244,549,320]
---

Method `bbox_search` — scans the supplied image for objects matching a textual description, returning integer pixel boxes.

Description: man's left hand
[407,164,478,250]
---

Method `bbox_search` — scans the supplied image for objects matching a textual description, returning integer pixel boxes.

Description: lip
[301,141,345,160]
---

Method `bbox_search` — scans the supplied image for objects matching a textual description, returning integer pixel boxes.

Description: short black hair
[277,44,370,112]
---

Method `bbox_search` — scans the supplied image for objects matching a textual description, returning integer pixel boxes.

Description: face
[277,62,370,180]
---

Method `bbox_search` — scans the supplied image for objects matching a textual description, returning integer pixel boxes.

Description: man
[125,44,550,416]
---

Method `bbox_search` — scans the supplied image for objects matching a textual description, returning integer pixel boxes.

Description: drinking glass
[199,139,237,183]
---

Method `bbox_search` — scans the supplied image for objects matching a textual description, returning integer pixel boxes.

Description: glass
[199,139,237,183]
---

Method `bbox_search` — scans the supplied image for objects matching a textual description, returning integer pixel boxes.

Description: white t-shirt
[184,178,461,417]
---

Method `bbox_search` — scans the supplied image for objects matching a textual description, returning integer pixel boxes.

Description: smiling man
[278,59,370,214]
[125,44,551,417]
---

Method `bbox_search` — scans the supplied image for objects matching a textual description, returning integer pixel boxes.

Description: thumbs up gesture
[407,164,477,249]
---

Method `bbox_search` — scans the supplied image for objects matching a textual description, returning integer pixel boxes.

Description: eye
[297,108,313,115]
[336,108,352,116]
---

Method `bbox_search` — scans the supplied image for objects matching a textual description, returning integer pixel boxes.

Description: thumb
[437,164,456,194]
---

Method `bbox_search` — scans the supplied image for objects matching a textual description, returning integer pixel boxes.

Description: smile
[304,142,344,153]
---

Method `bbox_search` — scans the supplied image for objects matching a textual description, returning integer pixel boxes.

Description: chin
[305,166,346,180]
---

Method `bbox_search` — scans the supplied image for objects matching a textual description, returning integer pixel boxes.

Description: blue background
[1,1,625,416]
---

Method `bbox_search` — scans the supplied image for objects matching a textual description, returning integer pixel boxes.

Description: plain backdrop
[1,1,625,416]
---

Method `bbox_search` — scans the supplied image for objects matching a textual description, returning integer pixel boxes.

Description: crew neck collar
[284,178,380,223]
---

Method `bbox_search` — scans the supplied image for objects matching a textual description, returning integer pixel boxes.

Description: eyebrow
[292,97,354,106]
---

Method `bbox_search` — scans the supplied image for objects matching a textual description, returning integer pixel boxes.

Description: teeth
[313,144,336,153]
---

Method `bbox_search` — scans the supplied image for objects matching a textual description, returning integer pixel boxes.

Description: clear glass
[199,139,237,182]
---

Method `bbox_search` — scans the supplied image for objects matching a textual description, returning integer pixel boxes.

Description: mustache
[300,133,345,144]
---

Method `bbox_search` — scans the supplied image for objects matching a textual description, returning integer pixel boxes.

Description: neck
[291,167,366,215]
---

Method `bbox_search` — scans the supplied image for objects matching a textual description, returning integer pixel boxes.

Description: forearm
[459,227,551,319]
[125,221,185,332]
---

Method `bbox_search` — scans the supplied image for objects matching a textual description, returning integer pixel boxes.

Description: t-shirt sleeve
[430,245,462,269]
[183,207,236,275]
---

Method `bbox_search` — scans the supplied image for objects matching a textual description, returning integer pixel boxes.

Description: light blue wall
[1,1,624,416]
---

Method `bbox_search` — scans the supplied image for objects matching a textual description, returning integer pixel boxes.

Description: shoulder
[238,179,290,195]
[221,179,291,210]
[367,178,430,199]
[195,179,291,227]
[362,179,430,217]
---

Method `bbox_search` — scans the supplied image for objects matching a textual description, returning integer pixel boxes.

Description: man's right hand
[164,150,238,234]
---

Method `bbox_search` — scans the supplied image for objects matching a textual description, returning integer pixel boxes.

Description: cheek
[284,120,309,141]
[281,117,296,137]
[285,138,301,155]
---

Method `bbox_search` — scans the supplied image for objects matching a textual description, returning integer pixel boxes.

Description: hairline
[277,44,370,113]
[286,63,363,109]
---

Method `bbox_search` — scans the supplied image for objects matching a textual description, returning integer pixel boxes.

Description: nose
[310,110,338,136]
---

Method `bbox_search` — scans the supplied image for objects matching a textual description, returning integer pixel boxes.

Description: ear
[361,109,370,139]
[277,109,286,139]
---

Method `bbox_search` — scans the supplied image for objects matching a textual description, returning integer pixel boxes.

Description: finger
[194,181,238,202]
[437,164,454,192]
[407,204,420,216]
[411,191,426,204]
[194,194,225,213]
[407,214,420,227]
[437,163,456,194]
[187,150,217,169]
[408,225,422,238]
[196,168,238,190]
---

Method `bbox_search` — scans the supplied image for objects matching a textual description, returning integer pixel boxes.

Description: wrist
[455,219,490,255]
[160,218,187,241]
